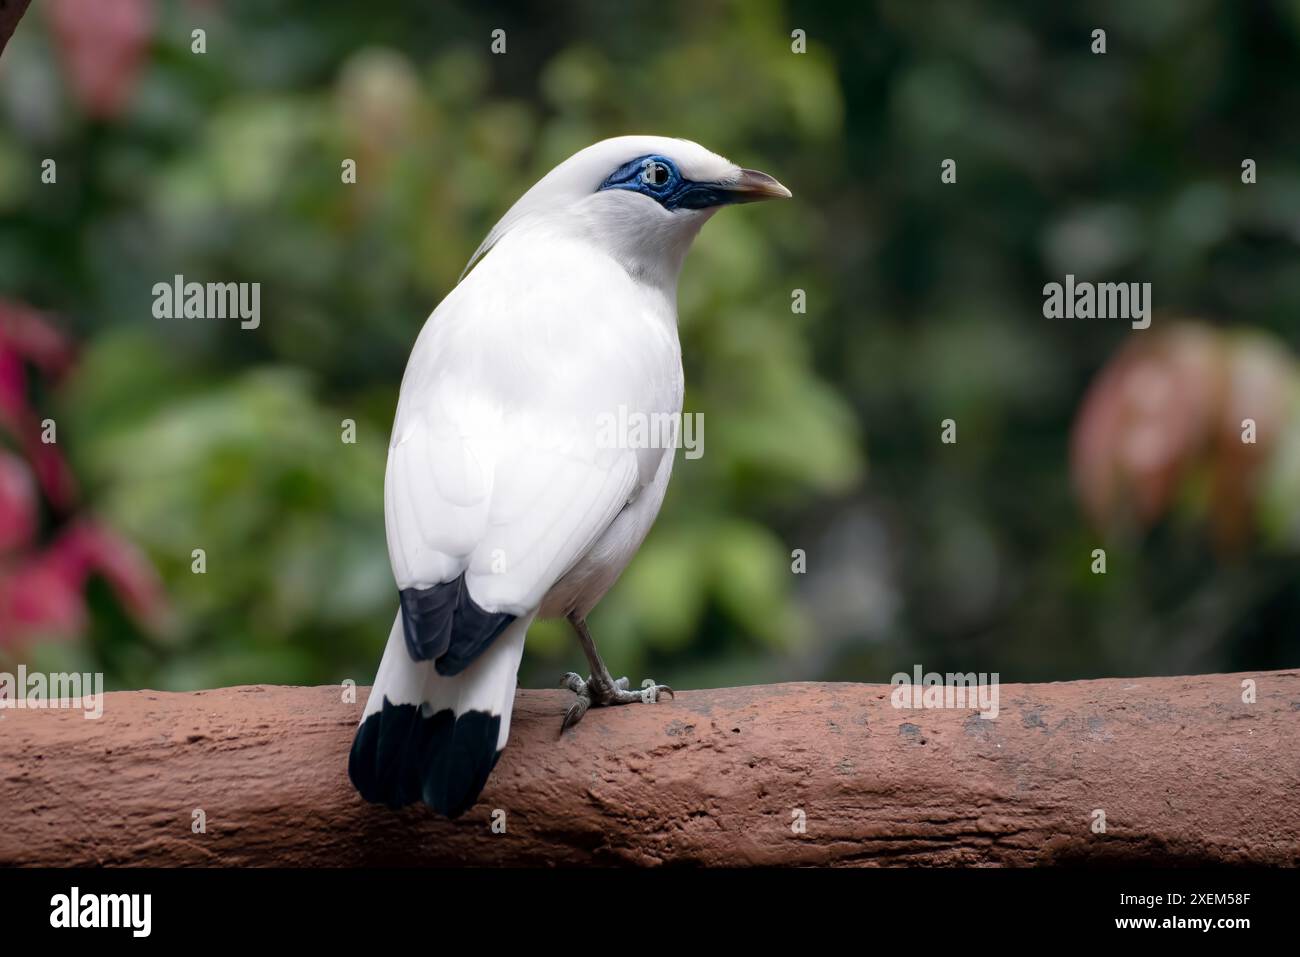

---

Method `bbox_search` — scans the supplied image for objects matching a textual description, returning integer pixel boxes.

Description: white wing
[385,228,680,640]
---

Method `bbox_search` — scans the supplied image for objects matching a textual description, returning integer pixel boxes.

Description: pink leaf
[47,0,154,121]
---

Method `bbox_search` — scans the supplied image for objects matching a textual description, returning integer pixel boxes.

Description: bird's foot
[559,672,674,732]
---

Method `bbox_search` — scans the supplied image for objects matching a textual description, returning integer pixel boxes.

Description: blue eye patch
[598,154,738,211]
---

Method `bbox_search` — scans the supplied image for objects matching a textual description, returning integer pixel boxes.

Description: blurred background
[2,0,1299,694]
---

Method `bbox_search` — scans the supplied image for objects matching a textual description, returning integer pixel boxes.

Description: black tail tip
[348,699,503,818]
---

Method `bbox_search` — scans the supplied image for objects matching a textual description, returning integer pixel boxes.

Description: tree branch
[0,0,30,58]
[1,671,1296,865]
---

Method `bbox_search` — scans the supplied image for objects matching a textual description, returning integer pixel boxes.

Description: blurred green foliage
[1,0,1299,691]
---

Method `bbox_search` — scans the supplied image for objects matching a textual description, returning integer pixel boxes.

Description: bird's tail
[349,610,530,817]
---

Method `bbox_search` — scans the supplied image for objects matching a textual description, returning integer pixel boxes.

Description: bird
[348,135,790,817]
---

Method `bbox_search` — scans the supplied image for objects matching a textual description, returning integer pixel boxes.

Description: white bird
[349,135,790,816]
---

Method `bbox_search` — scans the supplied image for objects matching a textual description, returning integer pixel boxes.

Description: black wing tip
[399,577,516,674]
[348,699,502,818]
[398,582,458,661]
[432,612,515,675]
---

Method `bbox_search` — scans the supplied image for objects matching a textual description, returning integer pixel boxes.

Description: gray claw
[561,695,590,733]
[558,673,676,733]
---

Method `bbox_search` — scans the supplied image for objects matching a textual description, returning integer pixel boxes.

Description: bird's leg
[559,612,673,732]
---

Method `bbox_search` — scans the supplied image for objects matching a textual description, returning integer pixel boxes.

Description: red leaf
[0,451,38,553]
[46,0,154,121]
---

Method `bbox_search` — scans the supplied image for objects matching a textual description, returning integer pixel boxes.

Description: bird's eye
[641,161,671,188]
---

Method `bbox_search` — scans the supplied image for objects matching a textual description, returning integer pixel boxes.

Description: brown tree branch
[0,0,31,58]
[1,671,1296,866]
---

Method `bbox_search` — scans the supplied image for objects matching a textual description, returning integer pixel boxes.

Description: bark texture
[1,671,1297,866]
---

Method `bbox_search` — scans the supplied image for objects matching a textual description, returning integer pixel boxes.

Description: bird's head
[464,135,790,288]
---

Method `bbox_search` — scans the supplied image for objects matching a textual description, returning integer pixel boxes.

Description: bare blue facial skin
[598,154,744,210]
